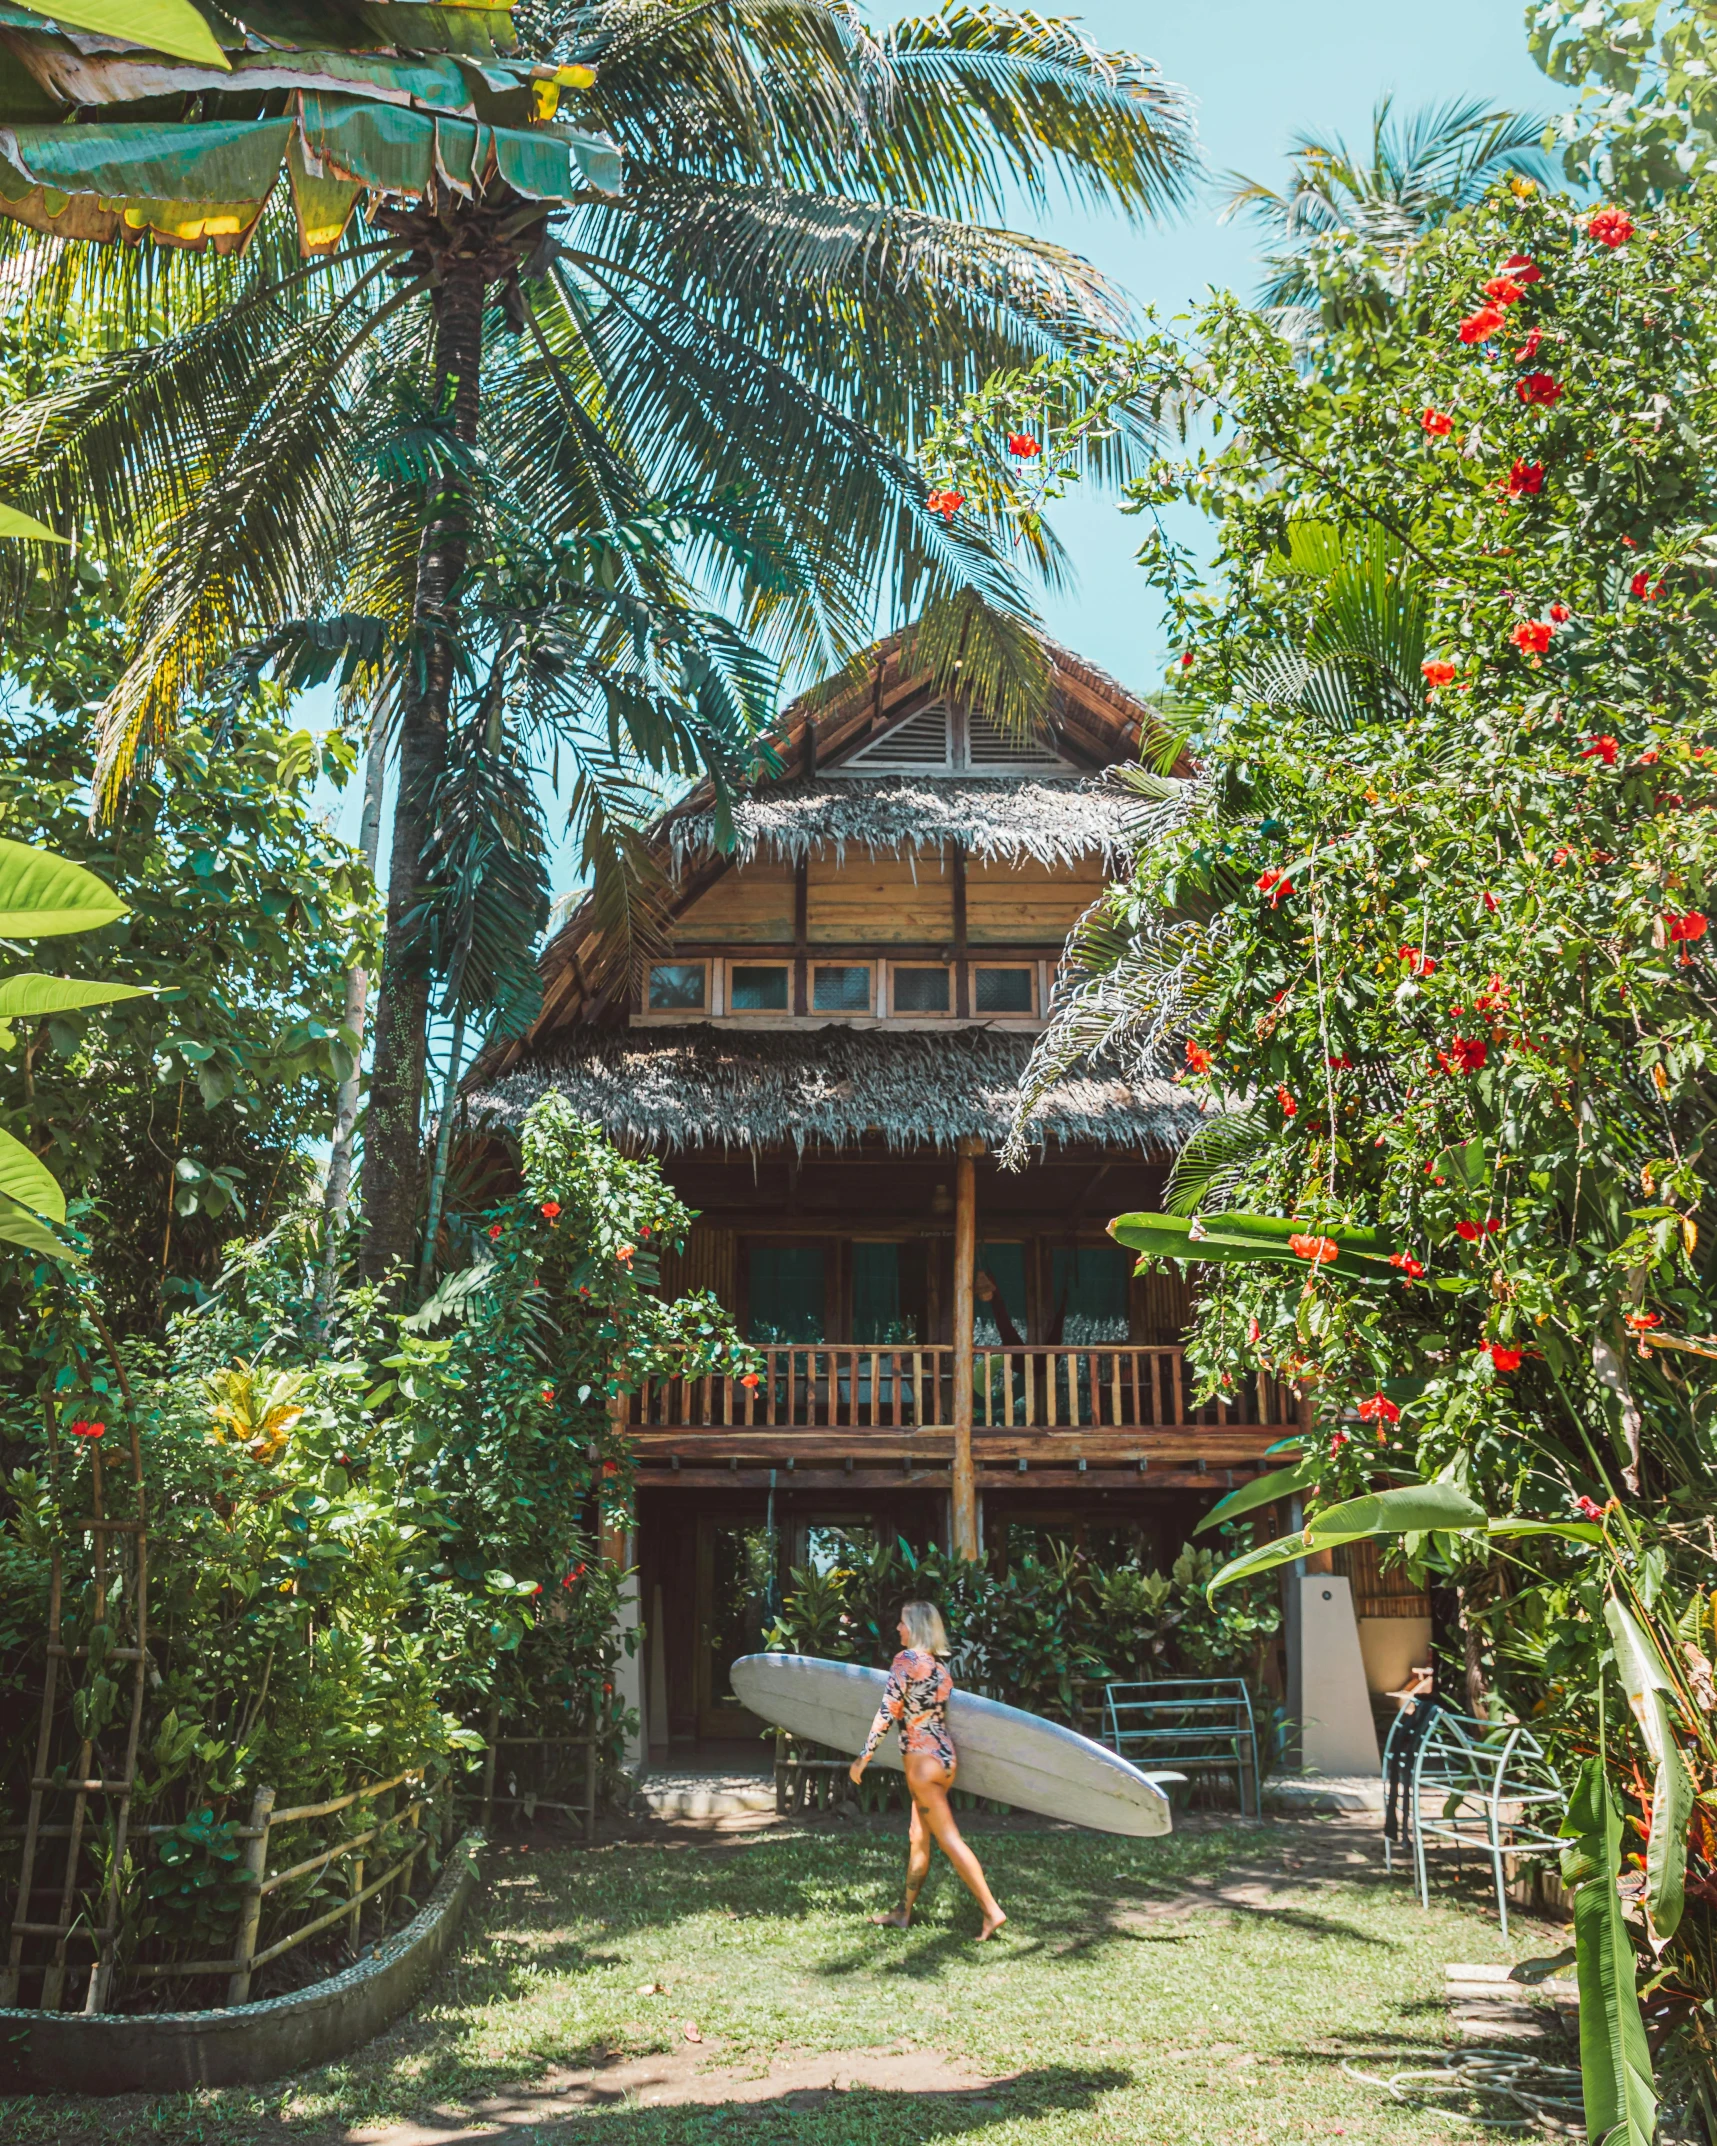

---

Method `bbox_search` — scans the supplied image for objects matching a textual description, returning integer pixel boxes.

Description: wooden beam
[793,857,809,1016]
[952,844,970,1019]
[951,1139,980,1556]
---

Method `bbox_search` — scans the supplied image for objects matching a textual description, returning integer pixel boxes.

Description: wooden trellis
[1,1387,149,2013]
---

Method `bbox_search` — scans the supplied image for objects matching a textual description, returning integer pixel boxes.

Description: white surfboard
[730,1652,1178,1838]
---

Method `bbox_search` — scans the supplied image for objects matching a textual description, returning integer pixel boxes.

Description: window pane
[813,964,870,1012]
[892,966,949,1013]
[648,962,705,1010]
[1051,1244,1132,1343]
[730,964,788,1011]
[975,966,1033,1014]
[747,1245,825,1342]
[852,1242,902,1342]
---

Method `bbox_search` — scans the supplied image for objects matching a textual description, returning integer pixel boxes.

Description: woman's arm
[850,1661,906,1782]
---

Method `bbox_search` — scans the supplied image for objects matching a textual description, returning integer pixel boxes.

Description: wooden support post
[347,1852,365,1954]
[226,1783,275,2006]
[480,1699,499,1829]
[951,1140,980,1557]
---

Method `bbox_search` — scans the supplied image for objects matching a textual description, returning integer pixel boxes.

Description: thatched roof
[663,774,1139,871]
[474,1026,1199,1157]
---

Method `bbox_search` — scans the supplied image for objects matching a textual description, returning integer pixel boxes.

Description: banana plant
[1208,1485,1678,2146]
[0,838,150,1258]
[1110,1207,1407,1283]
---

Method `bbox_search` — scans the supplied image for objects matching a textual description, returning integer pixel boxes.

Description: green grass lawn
[3,1814,1573,2146]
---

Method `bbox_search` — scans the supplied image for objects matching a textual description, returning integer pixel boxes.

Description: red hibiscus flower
[1247,1317,1262,1343]
[1459,303,1507,343]
[540,1200,562,1220]
[1511,619,1552,655]
[1666,911,1709,943]
[1439,1035,1488,1075]
[1421,407,1454,436]
[1505,459,1544,497]
[1475,975,1511,1013]
[616,1243,635,1265]
[1624,1310,1662,1332]
[1572,1495,1608,1522]
[1184,1039,1213,1074]
[1329,1429,1350,1454]
[1179,651,1194,668]
[563,1561,587,1589]
[1482,890,1499,914]
[1455,1218,1501,1243]
[1581,735,1619,766]
[1502,253,1542,282]
[1548,602,1570,622]
[1483,275,1525,305]
[1388,1252,1425,1278]
[487,1223,503,1240]
[1257,868,1294,906]
[1276,1086,1299,1119]
[1588,206,1634,247]
[1288,1232,1337,1264]
[1482,1341,1523,1372]
[1421,658,1457,688]
[926,488,965,523]
[541,1385,556,1402]
[1006,432,1041,458]
[1398,945,1438,976]
[740,1371,761,1388]
[1515,372,1562,406]
[1630,570,1663,601]
[1326,1053,1352,1070]
[1356,1392,1401,1426]
[1516,326,1543,362]
[69,1419,105,1440]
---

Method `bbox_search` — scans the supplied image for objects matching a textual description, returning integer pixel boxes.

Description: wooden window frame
[887,962,955,1019]
[809,958,875,1018]
[970,962,1037,1019]
[723,957,793,1019]
[642,957,710,1020]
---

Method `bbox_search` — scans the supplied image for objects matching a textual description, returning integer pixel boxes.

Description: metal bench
[1102,1678,1262,1814]
[1382,1699,1563,1938]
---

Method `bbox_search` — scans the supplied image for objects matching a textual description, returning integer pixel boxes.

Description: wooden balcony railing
[625,1345,1293,1435]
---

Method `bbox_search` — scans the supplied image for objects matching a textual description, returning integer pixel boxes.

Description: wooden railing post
[226,1783,275,2006]
[480,1699,499,1829]
[951,1140,980,1557]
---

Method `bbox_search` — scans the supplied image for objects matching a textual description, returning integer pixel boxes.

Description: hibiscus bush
[0,1097,750,2001]
[931,178,1717,2137]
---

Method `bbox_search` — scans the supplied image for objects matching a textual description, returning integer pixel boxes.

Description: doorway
[694,1514,776,1740]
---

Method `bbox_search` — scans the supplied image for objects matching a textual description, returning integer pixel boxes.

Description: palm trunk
[360,246,487,1285]
[415,1006,467,1299]
[311,706,388,1336]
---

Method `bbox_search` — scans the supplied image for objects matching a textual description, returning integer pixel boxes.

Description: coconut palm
[0,1,1196,1278]
[1221,96,1553,339]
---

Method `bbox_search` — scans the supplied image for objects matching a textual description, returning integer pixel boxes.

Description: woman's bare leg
[872,1799,931,1928]
[906,1757,1006,1939]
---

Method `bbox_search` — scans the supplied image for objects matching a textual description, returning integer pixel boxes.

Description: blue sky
[315,1,1569,889]
[865,0,1569,695]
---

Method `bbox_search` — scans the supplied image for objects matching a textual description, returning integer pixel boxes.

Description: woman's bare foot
[976,1907,1008,1941]
[870,1907,912,1929]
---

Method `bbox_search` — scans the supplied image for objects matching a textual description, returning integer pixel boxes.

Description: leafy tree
[1220,94,1552,340]
[931,177,1717,2136]
[0,0,1196,1280]
[1532,0,1717,198]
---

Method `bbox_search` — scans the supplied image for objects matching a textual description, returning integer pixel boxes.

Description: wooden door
[694,1514,774,1741]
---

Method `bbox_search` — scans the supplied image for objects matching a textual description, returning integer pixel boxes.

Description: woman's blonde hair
[900,1600,950,1657]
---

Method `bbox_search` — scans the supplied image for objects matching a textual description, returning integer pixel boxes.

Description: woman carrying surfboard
[848,1602,1007,1941]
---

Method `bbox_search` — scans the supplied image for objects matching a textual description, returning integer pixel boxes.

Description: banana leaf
[0,1187,70,1259]
[0,838,127,936]
[1562,1756,1656,2146]
[0,1126,72,1259]
[1109,1207,1402,1282]
[0,502,64,540]
[1194,1455,1318,1533]
[0,972,152,1017]
[1207,1478,1487,1593]
[16,0,231,67]
[1604,1597,1693,1944]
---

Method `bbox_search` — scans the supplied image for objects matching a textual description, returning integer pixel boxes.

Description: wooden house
[469,633,1308,1754]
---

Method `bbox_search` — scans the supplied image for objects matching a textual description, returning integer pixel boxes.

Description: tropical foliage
[0,1093,749,1994]
[0,0,1195,1276]
[931,175,1717,2139]
[1532,0,1717,198]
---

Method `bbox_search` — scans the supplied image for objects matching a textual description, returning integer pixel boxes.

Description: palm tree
[1221,96,1552,340]
[0,0,1197,1280]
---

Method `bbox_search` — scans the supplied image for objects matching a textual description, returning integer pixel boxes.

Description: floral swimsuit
[860,1647,956,1778]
